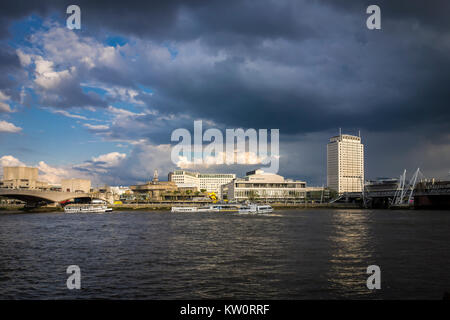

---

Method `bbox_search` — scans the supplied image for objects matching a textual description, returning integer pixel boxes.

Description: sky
[0,0,449,186]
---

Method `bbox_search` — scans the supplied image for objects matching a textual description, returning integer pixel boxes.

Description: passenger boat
[171,203,272,213]
[238,204,273,214]
[197,205,220,212]
[64,199,112,213]
[171,206,198,213]
[171,204,240,213]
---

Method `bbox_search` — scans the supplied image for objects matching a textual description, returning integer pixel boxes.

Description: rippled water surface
[1,209,450,299]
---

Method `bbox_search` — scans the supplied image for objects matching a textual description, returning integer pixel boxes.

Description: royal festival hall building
[221,169,308,202]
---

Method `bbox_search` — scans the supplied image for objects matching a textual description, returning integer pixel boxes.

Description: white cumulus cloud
[34,57,76,90]
[0,155,25,168]
[83,123,110,130]
[92,152,127,167]
[37,161,72,184]
[0,90,12,113]
[0,120,22,133]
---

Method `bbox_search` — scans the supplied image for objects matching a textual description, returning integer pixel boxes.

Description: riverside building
[221,169,307,202]
[131,170,178,201]
[168,170,236,199]
[61,178,91,193]
[1,166,50,190]
[327,132,364,194]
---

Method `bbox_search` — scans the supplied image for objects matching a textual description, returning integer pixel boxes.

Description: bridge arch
[0,189,93,206]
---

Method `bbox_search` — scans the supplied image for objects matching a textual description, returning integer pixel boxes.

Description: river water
[0,209,449,299]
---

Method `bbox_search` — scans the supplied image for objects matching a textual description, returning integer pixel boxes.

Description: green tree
[248,190,259,202]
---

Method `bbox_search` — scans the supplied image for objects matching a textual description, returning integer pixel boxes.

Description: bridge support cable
[392,169,406,205]
[391,168,421,206]
[360,176,369,208]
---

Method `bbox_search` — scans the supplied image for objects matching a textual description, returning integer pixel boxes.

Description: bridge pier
[368,197,391,209]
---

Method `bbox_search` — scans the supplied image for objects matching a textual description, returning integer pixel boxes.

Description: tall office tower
[327,132,364,194]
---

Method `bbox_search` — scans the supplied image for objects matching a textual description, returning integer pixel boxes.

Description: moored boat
[64,199,113,214]
[238,204,273,214]
[171,203,272,213]
[171,204,240,213]
[171,206,198,212]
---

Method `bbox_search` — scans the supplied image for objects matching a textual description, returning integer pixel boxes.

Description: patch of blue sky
[137,84,153,94]
[7,14,46,48]
[105,35,128,47]
[2,107,111,165]
[19,87,40,107]
[81,85,108,97]
[7,74,17,82]
[162,41,178,60]
[107,101,143,116]
[2,16,129,167]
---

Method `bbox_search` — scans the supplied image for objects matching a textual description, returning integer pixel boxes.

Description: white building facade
[222,169,307,202]
[168,170,236,199]
[327,133,364,194]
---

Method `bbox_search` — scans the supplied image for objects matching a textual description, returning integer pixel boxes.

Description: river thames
[0,209,449,299]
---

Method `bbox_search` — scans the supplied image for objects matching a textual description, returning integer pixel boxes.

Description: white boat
[197,205,220,212]
[171,205,219,213]
[171,206,198,213]
[64,200,113,214]
[171,204,240,213]
[238,204,273,214]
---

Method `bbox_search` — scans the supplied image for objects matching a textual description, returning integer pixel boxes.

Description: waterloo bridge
[0,188,109,207]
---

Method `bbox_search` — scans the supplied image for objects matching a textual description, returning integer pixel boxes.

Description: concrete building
[3,166,38,181]
[61,178,91,193]
[169,170,236,199]
[131,170,178,201]
[1,166,50,190]
[327,132,364,194]
[222,169,307,202]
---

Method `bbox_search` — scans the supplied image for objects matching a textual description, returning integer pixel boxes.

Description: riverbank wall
[0,202,362,213]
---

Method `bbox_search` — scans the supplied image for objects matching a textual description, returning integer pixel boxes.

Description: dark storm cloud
[36,78,108,110]
[320,0,450,31]
[1,1,448,135]
[0,47,21,93]
[0,0,313,41]
[18,0,440,137]
[1,0,450,180]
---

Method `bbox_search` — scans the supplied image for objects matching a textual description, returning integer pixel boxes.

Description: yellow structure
[208,192,217,202]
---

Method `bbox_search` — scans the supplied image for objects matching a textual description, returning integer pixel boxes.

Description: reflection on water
[0,209,449,299]
[326,210,375,298]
